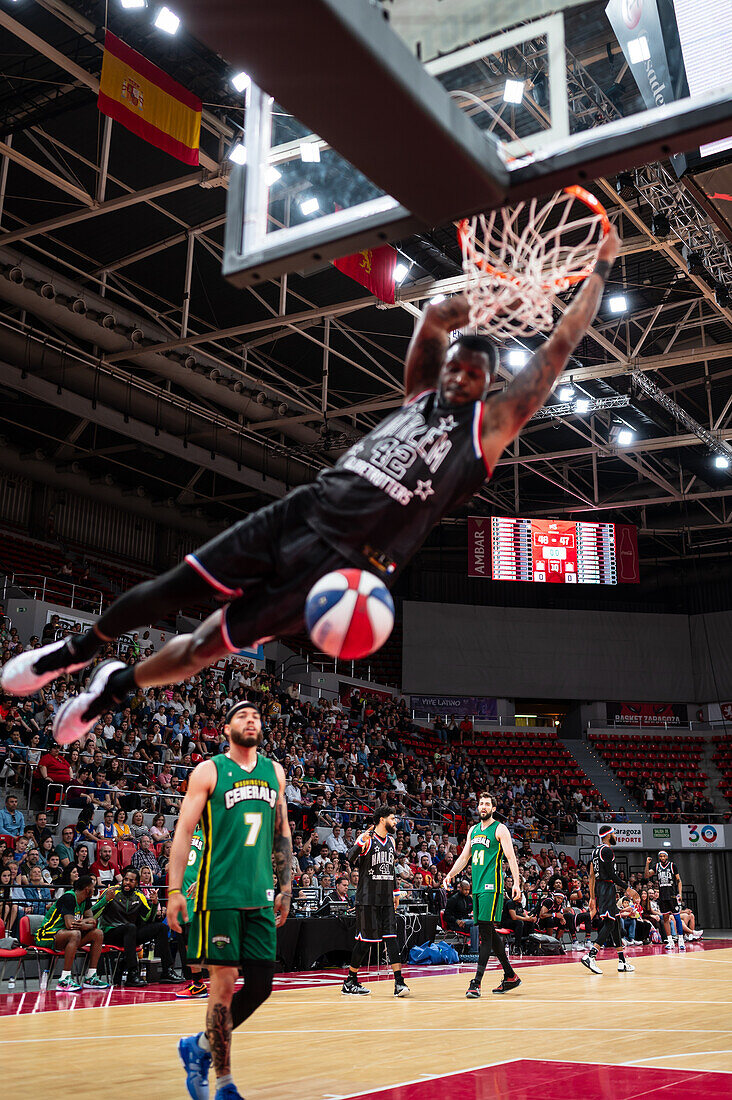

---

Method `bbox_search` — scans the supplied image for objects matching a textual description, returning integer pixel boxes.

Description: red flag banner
[333,245,397,304]
[98,32,201,165]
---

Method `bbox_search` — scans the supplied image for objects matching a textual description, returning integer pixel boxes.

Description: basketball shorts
[188,907,276,966]
[658,889,679,916]
[474,889,504,923]
[595,884,618,919]
[356,903,397,942]
[184,485,375,650]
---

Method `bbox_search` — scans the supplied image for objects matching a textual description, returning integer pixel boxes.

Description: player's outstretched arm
[272,761,292,928]
[165,759,216,932]
[480,226,620,470]
[404,293,470,401]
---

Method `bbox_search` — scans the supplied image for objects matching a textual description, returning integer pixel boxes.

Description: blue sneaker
[178,1032,211,1100]
[215,1087,245,1100]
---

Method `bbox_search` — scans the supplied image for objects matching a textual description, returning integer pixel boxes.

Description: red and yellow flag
[334,244,397,304]
[98,32,201,166]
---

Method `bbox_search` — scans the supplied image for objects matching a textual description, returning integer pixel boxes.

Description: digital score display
[490,517,619,585]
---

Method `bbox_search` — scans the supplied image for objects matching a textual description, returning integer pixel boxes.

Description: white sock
[61,970,71,980]
[87,968,96,978]
[198,1033,211,1053]
[216,1074,234,1089]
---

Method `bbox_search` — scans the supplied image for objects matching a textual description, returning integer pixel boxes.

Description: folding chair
[0,917,28,989]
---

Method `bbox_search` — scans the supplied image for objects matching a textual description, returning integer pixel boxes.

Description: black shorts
[658,890,679,916]
[356,903,397,942]
[595,883,618,919]
[185,485,370,650]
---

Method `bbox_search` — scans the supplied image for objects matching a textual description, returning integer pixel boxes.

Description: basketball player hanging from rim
[444,791,522,996]
[582,825,635,976]
[1,220,620,742]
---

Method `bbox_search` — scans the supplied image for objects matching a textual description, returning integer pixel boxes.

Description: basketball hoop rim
[457,185,611,290]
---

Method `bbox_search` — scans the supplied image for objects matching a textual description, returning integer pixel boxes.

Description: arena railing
[585,719,714,733]
[3,573,104,616]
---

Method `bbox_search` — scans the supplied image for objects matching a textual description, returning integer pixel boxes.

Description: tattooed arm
[404,293,470,401]
[272,761,292,928]
[480,226,620,471]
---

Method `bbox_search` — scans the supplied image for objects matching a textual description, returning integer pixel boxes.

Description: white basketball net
[458,187,609,341]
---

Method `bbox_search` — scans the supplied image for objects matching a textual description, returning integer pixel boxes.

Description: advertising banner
[411,694,497,718]
[608,701,687,727]
[598,823,643,846]
[681,823,725,848]
[467,516,490,577]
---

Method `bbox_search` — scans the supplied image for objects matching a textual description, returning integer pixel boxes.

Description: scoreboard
[490,517,618,584]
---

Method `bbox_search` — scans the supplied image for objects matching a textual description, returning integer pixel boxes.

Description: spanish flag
[333,244,397,304]
[98,32,201,166]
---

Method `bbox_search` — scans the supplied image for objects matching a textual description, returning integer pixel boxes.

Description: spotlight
[300,142,321,163]
[574,398,590,414]
[154,6,180,34]
[503,79,525,105]
[231,71,250,93]
[615,172,635,201]
[559,382,575,401]
[228,142,246,165]
[714,283,731,308]
[530,71,548,108]
[430,294,446,305]
[651,212,671,238]
[120,0,147,8]
[608,295,627,313]
[265,165,281,186]
[617,428,634,446]
[299,196,320,216]
[507,349,528,367]
[714,454,730,469]
[682,244,705,277]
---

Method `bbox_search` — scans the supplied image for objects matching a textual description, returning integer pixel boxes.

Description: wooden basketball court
[4,941,732,1099]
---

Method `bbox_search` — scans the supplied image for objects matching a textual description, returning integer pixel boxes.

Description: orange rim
[457,185,610,290]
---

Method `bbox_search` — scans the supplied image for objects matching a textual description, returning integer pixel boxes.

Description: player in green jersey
[174,827,208,1000]
[167,700,292,1100]
[34,873,109,992]
[445,792,522,997]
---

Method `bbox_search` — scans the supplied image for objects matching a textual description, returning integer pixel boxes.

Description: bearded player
[444,792,522,996]
[582,825,635,976]
[167,701,291,1100]
[2,232,620,737]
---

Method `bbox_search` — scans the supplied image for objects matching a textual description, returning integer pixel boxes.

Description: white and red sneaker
[53,659,125,745]
[0,638,89,696]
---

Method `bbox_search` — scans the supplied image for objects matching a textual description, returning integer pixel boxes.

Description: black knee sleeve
[349,940,371,971]
[95,561,214,639]
[385,938,401,966]
[230,962,275,1030]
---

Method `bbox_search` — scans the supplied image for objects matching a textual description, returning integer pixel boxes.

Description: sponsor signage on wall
[411,694,497,718]
[721,703,732,721]
[681,823,725,848]
[608,701,687,727]
[467,516,489,577]
[599,824,643,846]
[652,827,671,839]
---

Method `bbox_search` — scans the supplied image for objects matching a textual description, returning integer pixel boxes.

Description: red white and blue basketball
[305,569,394,660]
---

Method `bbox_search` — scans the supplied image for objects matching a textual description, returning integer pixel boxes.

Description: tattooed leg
[206,966,238,1081]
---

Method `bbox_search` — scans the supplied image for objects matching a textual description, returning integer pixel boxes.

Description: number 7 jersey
[196,752,279,911]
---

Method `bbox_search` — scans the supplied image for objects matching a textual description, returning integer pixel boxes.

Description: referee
[341,806,410,997]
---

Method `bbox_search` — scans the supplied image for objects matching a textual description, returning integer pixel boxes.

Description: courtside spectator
[91,843,122,888]
[0,793,24,836]
[93,866,182,986]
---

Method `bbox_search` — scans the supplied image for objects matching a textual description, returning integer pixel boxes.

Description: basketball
[305,569,394,660]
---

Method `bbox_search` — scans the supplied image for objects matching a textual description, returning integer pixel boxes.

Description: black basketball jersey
[655,860,678,891]
[307,390,491,573]
[348,832,398,907]
[592,843,621,885]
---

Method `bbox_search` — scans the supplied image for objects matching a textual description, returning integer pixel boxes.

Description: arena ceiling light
[617,428,634,446]
[228,142,246,165]
[715,454,731,469]
[394,262,410,284]
[120,0,147,8]
[506,349,529,367]
[627,36,651,64]
[574,398,590,414]
[154,6,180,34]
[558,381,575,401]
[299,196,320,216]
[231,71,251,93]
[430,294,446,304]
[299,142,321,163]
[503,79,525,104]
[608,294,627,313]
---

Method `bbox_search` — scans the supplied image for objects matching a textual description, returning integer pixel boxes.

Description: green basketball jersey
[35,889,86,941]
[470,819,504,907]
[196,752,279,911]
[183,826,204,901]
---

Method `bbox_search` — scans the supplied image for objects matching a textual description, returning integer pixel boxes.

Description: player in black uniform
[645,851,685,952]
[1,229,620,736]
[581,825,635,976]
[341,806,410,997]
